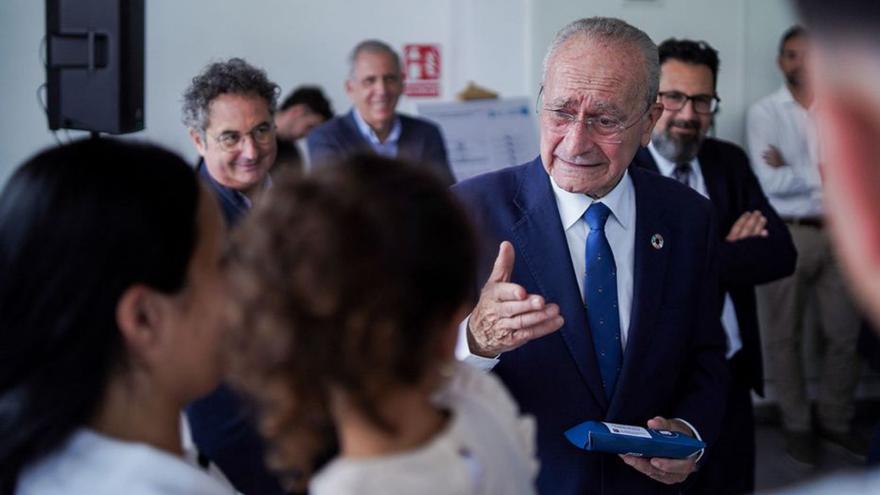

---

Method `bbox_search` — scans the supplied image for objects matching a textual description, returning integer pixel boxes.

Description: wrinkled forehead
[543,37,646,114]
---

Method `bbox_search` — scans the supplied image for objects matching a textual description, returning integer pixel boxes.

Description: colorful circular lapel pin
[651,234,664,250]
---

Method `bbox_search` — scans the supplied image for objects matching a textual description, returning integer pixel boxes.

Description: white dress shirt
[745,85,823,217]
[648,143,743,359]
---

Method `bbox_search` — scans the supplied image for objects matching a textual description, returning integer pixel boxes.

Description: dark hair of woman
[0,138,200,492]
[226,154,477,487]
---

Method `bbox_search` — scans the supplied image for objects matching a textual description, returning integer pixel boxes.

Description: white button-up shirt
[746,85,823,217]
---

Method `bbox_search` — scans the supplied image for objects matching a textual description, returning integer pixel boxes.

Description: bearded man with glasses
[453,18,729,494]
[633,38,796,494]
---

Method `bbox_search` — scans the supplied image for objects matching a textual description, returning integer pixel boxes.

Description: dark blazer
[307,110,456,186]
[453,159,729,495]
[190,162,288,495]
[633,139,797,394]
[196,161,249,226]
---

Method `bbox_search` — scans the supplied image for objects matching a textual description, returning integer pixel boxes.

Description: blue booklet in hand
[565,421,704,459]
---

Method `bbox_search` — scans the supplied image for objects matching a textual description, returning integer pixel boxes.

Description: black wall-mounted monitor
[46,0,145,134]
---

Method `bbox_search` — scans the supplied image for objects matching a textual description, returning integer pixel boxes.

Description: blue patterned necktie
[584,202,622,400]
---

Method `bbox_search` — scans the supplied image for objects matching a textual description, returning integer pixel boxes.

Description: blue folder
[565,420,704,459]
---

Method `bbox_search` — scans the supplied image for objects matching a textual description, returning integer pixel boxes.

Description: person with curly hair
[226,154,538,494]
[182,57,280,226]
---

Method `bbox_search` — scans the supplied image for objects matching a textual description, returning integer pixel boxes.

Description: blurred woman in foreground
[0,139,234,494]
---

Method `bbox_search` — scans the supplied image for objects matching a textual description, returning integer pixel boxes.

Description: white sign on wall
[417,97,539,181]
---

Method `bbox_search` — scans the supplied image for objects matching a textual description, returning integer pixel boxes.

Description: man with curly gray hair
[182,58,288,495]
[183,57,279,225]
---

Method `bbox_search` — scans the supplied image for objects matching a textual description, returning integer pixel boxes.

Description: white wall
[0,0,529,185]
[0,0,795,186]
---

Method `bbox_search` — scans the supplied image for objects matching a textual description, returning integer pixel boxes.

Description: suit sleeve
[717,149,797,286]
[306,125,343,169]
[672,210,730,449]
[425,124,456,186]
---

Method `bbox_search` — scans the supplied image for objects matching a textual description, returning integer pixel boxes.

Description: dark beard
[651,122,703,163]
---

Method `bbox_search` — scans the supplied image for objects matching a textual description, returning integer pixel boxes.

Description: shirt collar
[774,84,796,105]
[549,169,633,231]
[352,108,402,145]
[647,142,699,177]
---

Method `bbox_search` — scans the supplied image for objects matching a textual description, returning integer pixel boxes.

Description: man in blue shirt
[308,40,455,185]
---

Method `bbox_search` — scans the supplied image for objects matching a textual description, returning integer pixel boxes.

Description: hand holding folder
[565,416,702,485]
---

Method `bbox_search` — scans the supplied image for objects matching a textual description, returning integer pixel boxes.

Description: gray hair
[348,40,402,80]
[541,17,659,108]
[181,57,280,132]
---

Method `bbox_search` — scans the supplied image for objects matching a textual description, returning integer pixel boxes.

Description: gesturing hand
[619,417,699,485]
[467,241,564,357]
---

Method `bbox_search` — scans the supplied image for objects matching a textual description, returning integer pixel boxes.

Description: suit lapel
[396,117,419,161]
[633,146,660,174]
[511,159,608,410]
[341,111,371,150]
[609,167,671,417]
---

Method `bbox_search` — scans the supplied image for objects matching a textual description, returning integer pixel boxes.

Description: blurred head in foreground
[793,0,880,326]
[0,138,227,491]
[226,154,476,487]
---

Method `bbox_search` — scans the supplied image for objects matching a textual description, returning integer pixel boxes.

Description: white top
[309,363,539,495]
[16,428,236,495]
[647,143,743,360]
[745,85,823,217]
[456,171,636,369]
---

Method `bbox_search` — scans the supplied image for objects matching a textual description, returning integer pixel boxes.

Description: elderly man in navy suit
[632,38,796,494]
[308,39,455,185]
[453,17,729,494]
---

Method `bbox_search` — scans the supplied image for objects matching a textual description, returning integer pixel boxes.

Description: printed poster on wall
[417,97,539,181]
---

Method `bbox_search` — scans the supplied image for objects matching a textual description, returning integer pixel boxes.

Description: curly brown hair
[226,154,476,487]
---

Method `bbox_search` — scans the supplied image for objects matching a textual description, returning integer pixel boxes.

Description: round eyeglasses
[209,123,276,152]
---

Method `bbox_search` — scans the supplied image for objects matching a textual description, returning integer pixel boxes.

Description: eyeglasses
[536,88,652,144]
[209,123,275,152]
[657,91,720,114]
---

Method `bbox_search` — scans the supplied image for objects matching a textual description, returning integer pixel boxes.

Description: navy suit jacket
[190,162,288,495]
[307,110,456,186]
[633,139,797,394]
[453,159,729,495]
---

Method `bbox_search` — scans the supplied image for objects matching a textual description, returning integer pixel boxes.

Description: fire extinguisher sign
[403,44,441,97]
